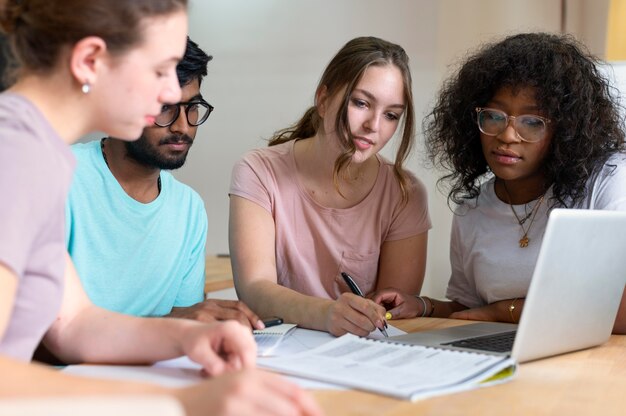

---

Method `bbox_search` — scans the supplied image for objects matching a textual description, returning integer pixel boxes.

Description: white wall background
[172,0,608,298]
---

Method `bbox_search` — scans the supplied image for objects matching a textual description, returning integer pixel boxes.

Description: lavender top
[0,92,75,361]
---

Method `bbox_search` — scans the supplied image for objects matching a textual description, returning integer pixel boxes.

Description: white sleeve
[445,214,483,309]
[588,155,626,210]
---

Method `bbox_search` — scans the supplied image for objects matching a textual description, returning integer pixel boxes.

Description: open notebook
[253,323,297,356]
[257,333,514,401]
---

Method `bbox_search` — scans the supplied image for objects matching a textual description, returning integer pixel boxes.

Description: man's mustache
[159,135,193,145]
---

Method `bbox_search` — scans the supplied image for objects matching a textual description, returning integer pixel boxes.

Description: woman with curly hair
[373,32,626,334]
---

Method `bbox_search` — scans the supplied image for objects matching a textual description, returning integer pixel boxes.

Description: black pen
[341,272,389,337]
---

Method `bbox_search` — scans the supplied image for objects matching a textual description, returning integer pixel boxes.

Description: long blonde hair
[269,36,415,202]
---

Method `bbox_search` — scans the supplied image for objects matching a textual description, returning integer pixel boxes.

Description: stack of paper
[257,333,516,401]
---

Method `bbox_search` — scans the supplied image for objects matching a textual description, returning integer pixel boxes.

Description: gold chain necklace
[501,182,546,248]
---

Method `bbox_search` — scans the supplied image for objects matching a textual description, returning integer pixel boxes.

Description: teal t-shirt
[66,140,207,316]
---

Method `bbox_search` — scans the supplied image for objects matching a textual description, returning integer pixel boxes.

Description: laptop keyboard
[442,330,517,353]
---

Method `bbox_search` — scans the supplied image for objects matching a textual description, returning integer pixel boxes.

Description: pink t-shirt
[230,140,431,298]
[0,92,75,361]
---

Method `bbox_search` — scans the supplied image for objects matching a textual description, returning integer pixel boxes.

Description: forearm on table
[45,305,196,364]
[427,299,467,318]
[448,298,525,323]
[0,355,166,397]
[237,279,333,331]
[485,298,525,323]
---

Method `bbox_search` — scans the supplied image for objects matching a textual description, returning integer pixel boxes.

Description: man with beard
[66,37,263,329]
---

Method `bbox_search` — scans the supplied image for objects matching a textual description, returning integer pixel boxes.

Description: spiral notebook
[253,323,297,356]
[257,333,515,401]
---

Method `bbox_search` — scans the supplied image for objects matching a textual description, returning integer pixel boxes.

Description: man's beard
[125,134,193,170]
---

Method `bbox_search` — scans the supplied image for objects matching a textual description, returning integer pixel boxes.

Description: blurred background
[2,0,624,298]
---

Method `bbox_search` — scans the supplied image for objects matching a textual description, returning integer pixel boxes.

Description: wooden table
[205,256,626,415]
[205,255,234,293]
[311,317,626,415]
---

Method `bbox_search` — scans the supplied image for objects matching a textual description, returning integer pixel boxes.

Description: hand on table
[179,320,257,376]
[169,299,264,330]
[174,368,323,416]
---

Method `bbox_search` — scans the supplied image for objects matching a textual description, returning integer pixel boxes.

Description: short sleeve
[445,213,482,309]
[385,172,432,241]
[229,152,273,213]
[0,136,47,275]
[588,155,626,211]
[173,209,207,307]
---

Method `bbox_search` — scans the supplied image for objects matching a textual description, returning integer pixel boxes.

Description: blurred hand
[170,299,264,329]
[174,368,324,416]
[371,288,420,319]
[324,293,387,337]
[179,320,257,376]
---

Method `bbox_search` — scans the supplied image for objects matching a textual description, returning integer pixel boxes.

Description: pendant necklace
[100,138,161,192]
[501,181,546,248]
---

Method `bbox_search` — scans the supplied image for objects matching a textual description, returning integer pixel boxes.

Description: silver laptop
[389,209,626,363]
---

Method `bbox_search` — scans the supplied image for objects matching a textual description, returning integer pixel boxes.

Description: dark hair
[0,33,11,90]
[0,0,188,77]
[177,37,212,88]
[269,36,416,201]
[425,32,625,208]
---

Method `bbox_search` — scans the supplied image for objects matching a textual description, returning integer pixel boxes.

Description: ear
[315,85,329,118]
[69,36,107,89]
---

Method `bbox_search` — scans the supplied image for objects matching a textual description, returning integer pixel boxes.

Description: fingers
[254,371,324,416]
[209,299,264,329]
[177,369,323,416]
[184,321,257,376]
[192,342,227,376]
[372,289,423,319]
[216,321,257,370]
[328,294,387,336]
[180,300,263,329]
[345,293,387,328]
[371,289,403,305]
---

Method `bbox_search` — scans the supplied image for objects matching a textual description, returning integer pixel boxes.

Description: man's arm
[166,203,264,329]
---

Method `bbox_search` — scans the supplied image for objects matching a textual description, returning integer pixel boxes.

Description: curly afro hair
[424,32,625,208]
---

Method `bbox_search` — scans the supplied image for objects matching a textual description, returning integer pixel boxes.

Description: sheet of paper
[62,325,406,392]
[63,362,202,388]
[265,324,406,356]
[258,333,515,401]
[205,287,238,300]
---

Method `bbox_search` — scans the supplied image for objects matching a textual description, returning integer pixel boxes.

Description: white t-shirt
[446,154,626,309]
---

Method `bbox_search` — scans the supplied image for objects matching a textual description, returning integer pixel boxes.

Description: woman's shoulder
[591,152,626,182]
[378,156,423,187]
[604,152,626,168]
[231,141,295,189]
[453,176,497,216]
[238,141,292,165]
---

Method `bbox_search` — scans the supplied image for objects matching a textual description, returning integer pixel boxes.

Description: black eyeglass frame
[154,99,214,128]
